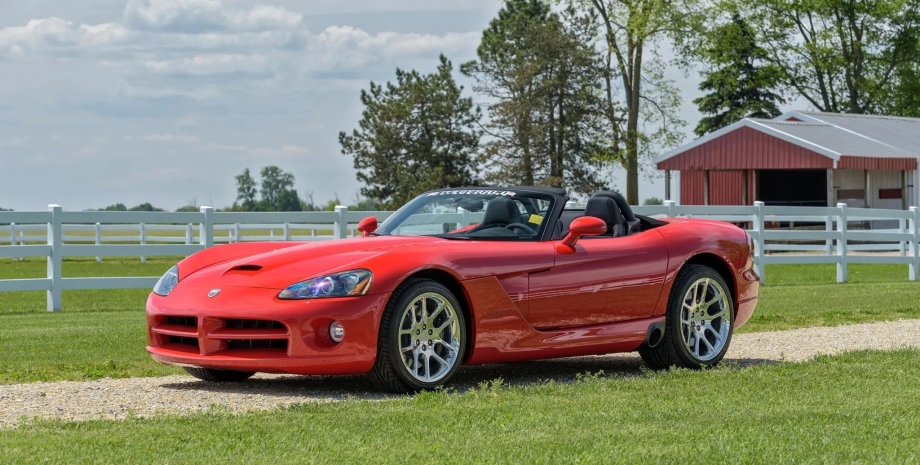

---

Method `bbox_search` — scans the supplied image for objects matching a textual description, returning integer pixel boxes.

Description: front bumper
[146,285,389,375]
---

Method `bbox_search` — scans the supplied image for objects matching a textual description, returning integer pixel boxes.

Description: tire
[639,264,734,370]
[369,279,467,393]
[183,367,255,382]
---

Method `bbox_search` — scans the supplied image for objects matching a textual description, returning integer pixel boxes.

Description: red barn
[655,111,919,209]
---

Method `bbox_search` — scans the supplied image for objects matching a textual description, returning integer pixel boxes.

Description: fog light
[329,321,345,343]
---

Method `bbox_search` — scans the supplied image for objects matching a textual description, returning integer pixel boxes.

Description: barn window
[878,188,902,200]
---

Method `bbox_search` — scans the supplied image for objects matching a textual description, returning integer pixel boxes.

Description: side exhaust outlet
[643,321,665,349]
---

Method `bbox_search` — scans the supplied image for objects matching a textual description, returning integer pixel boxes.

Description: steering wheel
[504,223,536,235]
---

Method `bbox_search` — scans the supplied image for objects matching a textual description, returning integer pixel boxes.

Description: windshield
[377,190,555,240]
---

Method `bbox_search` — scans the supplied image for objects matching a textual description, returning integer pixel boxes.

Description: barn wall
[658,127,834,171]
[679,170,755,205]
[680,171,704,205]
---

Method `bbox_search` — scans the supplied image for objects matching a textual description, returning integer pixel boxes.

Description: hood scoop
[222,264,263,276]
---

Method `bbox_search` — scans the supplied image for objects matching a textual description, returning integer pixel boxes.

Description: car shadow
[157,354,778,399]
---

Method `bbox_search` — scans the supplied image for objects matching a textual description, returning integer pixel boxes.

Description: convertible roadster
[147,187,759,392]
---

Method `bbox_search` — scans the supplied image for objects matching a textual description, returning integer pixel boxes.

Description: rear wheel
[369,279,466,393]
[639,265,733,370]
[183,367,255,382]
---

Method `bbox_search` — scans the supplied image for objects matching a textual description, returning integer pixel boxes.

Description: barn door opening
[757,170,827,206]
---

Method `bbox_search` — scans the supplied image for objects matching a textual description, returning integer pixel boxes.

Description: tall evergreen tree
[693,13,784,136]
[462,0,608,194]
[339,55,481,209]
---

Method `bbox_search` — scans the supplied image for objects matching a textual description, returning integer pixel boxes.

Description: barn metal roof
[655,110,920,169]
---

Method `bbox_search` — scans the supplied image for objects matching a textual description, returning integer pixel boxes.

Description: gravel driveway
[3,319,920,429]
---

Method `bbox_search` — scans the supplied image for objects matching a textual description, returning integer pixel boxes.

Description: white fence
[1,201,918,311]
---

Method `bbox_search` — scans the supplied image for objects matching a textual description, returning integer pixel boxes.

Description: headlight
[153,265,180,296]
[278,269,373,300]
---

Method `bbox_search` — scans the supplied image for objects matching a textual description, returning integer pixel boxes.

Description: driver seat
[584,196,627,237]
[480,197,523,228]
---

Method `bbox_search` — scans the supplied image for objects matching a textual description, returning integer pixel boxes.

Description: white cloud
[123,0,302,33]
[141,133,198,142]
[0,1,479,81]
[206,141,309,158]
[0,18,130,53]
[143,53,269,75]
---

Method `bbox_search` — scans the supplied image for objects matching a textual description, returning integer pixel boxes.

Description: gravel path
[3,319,920,429]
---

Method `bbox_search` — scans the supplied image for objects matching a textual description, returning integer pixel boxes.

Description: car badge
[208,288,221,298]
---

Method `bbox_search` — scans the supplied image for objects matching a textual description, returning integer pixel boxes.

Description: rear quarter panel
[653,219,758,327]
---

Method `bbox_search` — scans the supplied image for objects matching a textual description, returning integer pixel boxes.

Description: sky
[0,0,799,212]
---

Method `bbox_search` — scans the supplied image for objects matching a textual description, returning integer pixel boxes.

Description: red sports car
[147,187,759,392]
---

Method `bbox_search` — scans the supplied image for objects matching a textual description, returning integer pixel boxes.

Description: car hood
[177,236,442,291]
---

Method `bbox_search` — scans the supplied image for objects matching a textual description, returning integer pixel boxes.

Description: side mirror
[357,216,378,237]
[556,216,607,254]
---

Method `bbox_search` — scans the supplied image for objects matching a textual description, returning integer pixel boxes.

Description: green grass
[740,264,920,333]
[2,349,919,463]
[0,262,916,384]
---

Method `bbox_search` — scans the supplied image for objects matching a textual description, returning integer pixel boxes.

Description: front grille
[167,316,198,327]
[169,335,199,347]
[224,319,285,330]
[226,339,288,350]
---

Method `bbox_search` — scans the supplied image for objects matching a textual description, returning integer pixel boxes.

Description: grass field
[0,260,917,383]
[1,349,919,463]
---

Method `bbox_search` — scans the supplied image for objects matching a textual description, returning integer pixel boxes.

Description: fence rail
[1,202,918,311]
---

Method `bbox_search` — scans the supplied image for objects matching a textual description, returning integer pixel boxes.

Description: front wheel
[369,279,467,393]
[639,265,733,370]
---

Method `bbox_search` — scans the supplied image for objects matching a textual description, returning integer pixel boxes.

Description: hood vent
[223,264,263,275]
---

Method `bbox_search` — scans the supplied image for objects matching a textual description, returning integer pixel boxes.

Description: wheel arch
[388,267,475,363]
[683,253,738,310]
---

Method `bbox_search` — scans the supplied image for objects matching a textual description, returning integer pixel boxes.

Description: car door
[526,229,669,329]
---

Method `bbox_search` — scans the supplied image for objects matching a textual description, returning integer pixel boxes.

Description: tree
[275,189,303,212]
[693,13,784,136]
[259,166,295,208]
[97,203,128,211]
[462,0,609,194]
[643,196,663,205]
[128,203,164,212]
[340,55,481,209]
[567,0,689,205]
[235,168,258,211]
[727,0,920,114]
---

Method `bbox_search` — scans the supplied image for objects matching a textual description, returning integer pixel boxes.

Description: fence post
[9,223,17,262]
[836,203,848,283]
[753,201,765,283]
[47,204,62,312]
[95,222,102,262]
[283,222,291,241]
[664,200,675,218]
[185,223,193,245]
[139,223,147,264]
[825,215,833,256]
[334,206,348,239]
[199,207,213,249]
[235,223,241,243]
[899,218,907,256]
[910,206,919,281]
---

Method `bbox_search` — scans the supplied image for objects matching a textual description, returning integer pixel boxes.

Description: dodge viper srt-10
[147,187,759,392]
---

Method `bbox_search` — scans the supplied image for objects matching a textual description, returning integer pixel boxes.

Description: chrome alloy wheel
[680,277,731,362]
[398,292,462,383]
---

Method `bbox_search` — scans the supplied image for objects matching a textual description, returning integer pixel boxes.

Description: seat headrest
[482,197,522,226]
[584,196,623,233]
[592,190,636,221]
